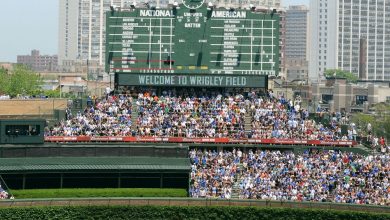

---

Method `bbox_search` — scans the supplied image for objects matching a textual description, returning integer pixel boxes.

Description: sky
[283,0,309,7]
[0,0,308,62]
[0,0,58,62]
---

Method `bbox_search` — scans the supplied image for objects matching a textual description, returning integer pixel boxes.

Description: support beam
[118,173,121,188]
[22,174,26,189]
[60,173,63,189]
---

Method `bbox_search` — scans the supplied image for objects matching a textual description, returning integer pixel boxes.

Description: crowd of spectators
[247,92,350,140]
[189,148,390,206]
[0,94,10,100]
[0,94,49,99]
[0,184,10,199]
[134,88,246,138]
[46,94,133,136]
[46,88,356,141]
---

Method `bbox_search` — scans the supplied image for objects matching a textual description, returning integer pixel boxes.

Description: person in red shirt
[380,136,386,147]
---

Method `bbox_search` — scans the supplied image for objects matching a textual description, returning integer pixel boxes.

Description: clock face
[182,0,204,9]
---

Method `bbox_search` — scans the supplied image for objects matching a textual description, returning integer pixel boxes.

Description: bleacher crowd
[0,185,10,199]
[47,94,134,136]
[45,89,355,142]
[41,88,390,206]
[189,148,390,206]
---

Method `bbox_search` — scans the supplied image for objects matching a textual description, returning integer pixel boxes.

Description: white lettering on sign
[225,20,240,24]
[184,23,201,28]
[138,75,176,85]
[224,37,237,40]
[122,40,134,43]
[211,11,246,18]
[225,76,247,86]
[184,12,203,17]
[189,76,224,86]
[132,75,260,87]
[139,10,173,17]
[123,26,134,30]
[224,41,238,45]
[123,18,135,22]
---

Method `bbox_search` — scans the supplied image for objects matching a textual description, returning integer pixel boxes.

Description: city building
[309,0,390,82]
[285,5,309,59]
[278,9,286,78]
[58,0,79,67]
[285,59,308,82]
[311,77,390,113]
[212,0,280,9]
[0,63,13,71]
[17,50,58,72]
[58,0,125,70]
[58,0,282,65]
[285,5,309,82]
[308,0,338,82]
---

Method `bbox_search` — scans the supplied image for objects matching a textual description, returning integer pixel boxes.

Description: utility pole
[59,74,62,98]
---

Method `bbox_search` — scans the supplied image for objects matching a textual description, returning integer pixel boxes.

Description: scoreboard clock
[182,0,205,9]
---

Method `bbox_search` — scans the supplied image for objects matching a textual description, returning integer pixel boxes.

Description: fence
[44,136,357,147]
[0,99,68,118]
[0,198,388,213]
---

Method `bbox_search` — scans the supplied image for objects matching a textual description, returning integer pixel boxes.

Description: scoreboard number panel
[106,4,279,76]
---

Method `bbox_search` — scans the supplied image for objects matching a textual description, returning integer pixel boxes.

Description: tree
[351,103,390,140]
[43,89,61,98]
[0,67,10,94]
[324,69,359,83]
[0,65,42,97]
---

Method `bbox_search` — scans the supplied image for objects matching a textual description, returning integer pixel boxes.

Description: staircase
[355,144,376,155]
[131,99,138,132]
[231,163,244,199]
[231,181,241,199]
[244,111,252,136]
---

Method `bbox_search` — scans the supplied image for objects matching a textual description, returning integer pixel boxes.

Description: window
[5,125,40,136]
[356,95,368,105]
[322,94,333,103]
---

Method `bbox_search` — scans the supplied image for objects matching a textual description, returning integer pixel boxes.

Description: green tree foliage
[0,65,42,97]
[0,206,388,220]
[0,67,10,94]
[42,89,61,98]
[324,69,359,83]
[351,103,390,139]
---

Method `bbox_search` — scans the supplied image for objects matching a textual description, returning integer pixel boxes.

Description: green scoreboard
[106,4,279,87]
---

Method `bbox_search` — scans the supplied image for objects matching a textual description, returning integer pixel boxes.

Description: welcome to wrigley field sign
[115,73,268,88]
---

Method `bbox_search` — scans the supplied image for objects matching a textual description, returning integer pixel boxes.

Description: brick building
[17,50,58,72]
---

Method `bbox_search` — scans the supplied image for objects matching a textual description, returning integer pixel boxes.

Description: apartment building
[17,50,58,72]
[285,5,309,82]
[309,0,390,81]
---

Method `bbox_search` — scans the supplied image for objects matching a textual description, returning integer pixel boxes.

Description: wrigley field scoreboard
[106,4,279,88]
